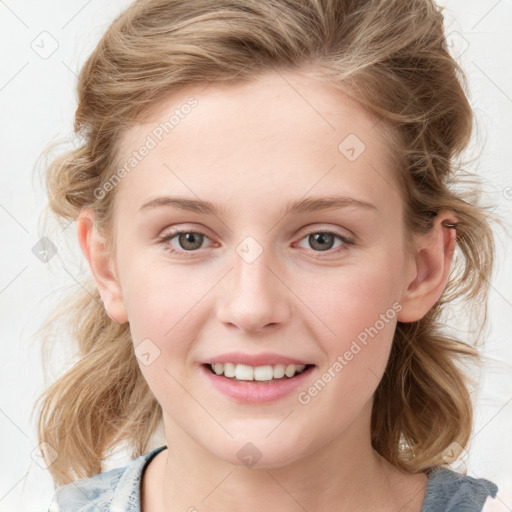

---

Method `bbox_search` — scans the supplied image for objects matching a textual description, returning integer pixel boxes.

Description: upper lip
[203,352,314,367]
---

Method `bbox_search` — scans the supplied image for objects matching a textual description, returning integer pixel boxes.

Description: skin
[78,69,457,511]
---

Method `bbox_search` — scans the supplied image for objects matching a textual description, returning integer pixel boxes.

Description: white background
[1,1,511,510]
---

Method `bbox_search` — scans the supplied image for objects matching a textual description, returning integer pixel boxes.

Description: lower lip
[201,364,315,403]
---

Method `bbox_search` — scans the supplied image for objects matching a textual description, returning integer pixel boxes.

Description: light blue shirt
[47,445,499,511]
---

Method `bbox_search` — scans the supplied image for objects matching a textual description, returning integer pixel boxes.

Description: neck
[145,401,426,512]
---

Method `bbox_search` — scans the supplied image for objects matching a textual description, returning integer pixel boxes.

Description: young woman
[35,0,500,510]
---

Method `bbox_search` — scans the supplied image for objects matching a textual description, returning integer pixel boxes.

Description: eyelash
[157,228,354,258]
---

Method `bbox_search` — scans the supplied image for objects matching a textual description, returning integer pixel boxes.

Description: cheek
[120,259,219,397]
[298,256,402,386]
[122,262,207,409]
[297,269,399,419]
[304,261,401,338]
[120,254,207,338]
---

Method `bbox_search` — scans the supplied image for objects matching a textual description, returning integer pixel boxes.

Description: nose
[216,247,291,334]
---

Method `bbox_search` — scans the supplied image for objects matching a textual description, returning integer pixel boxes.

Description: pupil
[310,233,334,251]
[179,232,202,250]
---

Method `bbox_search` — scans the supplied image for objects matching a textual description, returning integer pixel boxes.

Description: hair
[33,0,498,487]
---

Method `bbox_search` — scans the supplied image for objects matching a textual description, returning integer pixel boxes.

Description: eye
[157,227,354,258]
[295,229,353,254]
[158,229,212,256]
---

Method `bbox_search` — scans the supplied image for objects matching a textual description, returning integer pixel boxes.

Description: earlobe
[77,208,128,325]
[397,212,458,323]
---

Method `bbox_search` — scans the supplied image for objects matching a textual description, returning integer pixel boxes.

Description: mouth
[204,362,315,382]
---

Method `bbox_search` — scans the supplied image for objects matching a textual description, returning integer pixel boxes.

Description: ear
[397,210,458,323]
[76,208,128,324]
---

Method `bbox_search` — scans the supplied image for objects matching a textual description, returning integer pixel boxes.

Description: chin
[208,434,310,470]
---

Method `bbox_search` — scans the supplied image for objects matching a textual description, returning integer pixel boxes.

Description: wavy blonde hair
[34,0,497,487]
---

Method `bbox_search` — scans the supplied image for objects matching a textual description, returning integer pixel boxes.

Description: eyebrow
[139,195,377,216]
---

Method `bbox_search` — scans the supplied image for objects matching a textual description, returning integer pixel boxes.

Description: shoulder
[47,445,167,512]
[421,466,499,512]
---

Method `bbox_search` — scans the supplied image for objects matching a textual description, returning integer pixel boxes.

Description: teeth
[273,364,285,379]
[235,364,253,381]
[284,364,296,377]
[254,365,273,381]
[223,362,236,378]
[209,362,308,381]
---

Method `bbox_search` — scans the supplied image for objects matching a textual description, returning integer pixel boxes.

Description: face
[105,70,414,468]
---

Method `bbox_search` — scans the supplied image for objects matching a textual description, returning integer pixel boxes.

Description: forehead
[112,70,402,219]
